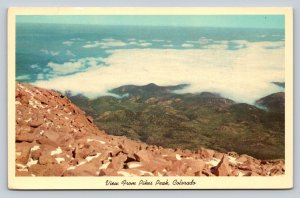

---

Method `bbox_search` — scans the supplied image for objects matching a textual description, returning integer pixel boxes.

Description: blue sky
[16,15,284,29]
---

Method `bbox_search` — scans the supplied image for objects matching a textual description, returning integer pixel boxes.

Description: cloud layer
[47,57,104,75]
[34,40,285,104]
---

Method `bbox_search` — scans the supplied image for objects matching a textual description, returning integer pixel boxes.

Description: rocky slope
[15,82,284,176]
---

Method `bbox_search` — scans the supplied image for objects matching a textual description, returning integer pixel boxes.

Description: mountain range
[67,83,285,160]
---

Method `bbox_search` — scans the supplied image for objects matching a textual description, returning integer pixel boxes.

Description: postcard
[8,7,293,189]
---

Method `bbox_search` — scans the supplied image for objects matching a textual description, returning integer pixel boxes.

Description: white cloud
[62,41,74,46]
[47,57,104,75]
[83,39,154,48]
[51,51,60,56]
[129,41,152,47]
[43,68,51,73]
[35,41,285,104]
[202,43,228,50]
[36,73,45,80]
[182,43,194,48]
[70,38,83,41]
[185,37,215,46]
[102,38,117,42]
[139,42,152,47]
[231,40,248,45]
[66,50,75,57]
[102,41,127,48]
[128,41,138,45]
[199,37,213,45]
[40,49,59,56]
[30,64,38,69]
[186,41,198,44]
[258,34,267,38]
[47,62,82,75]
[16,75,30,81]
[82,42,99,48]
[163,44,174,48]
[82,40,127,48]
[152,39,164,42]
[258,41,285,49]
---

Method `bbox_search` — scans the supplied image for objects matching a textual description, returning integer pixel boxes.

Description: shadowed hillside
[68,83,285,160]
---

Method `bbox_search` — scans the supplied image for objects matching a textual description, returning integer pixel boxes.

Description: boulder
[213,154,231,176]
[99,168,119,176]
[169,160,188,175]
[144,156,171,172]
[16,125,32,135]
[134,150,153,163]
[109,152,127,170]
[38,153,57,165]
[16,142,32,165]
[16,170,31,176]
[184,159,205,174]
[29,164,65,176]
[16,132,36,142]
[236,155,249,164]
[200,148,215,159]
[43,131,60,142]
[64,160,102,176]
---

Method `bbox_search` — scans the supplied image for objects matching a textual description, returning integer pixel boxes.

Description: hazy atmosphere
[16,15,285,104]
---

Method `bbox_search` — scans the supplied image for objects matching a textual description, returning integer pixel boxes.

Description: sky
[16,15,285,29]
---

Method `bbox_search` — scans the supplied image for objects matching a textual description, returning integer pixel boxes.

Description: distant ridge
[255,92,285,113]
[68,83,285,160]
[109,83,190,98]
[272,82,285,88]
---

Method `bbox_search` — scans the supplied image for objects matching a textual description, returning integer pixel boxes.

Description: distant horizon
[16,18,285,104]
[16,22,285,30]
[16,15,285,29]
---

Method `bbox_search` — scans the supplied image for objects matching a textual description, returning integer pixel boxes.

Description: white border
[7,7,293,189]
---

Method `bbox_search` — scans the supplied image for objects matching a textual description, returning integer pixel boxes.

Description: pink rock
[169,160,188,175]
[38,153,57,165]
[43,131,60,142]
[134,150,153,163]
[99,168,119,176]
[16,142,32,164]
[16,170,31,176]
[37,136,58,147]
[28,117,44,128]
[64,160,102,176]
[29,164,65,176]
[213,152,224,160]
[200,148,215,159]
[236,155,249,163]
[108,152,127,170]
[213,154,231,176]
[75,146,95,160]
[16,132,36,142]
[162,152,181,161]
[183,159,205,174]
[16,125,32,135]
[144,156,171,172]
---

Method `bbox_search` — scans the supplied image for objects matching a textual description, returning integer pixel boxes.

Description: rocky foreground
[15,83,285,176]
